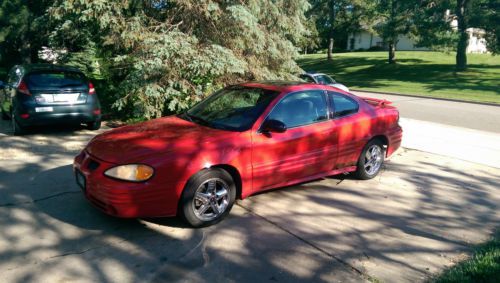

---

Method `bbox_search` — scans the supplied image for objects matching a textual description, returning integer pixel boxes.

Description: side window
[329,92,359,118]
[267,90,328,128]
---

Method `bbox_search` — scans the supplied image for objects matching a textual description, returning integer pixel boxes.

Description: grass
[297,51,500,104]
[432,231,500,283]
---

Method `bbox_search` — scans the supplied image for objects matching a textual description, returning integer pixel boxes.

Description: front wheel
[86,119,101,130]
[179,168,236,227]
[354,139,385,180]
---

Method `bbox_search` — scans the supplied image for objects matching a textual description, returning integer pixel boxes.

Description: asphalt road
[0,119,499,283]
[352,91,500,134]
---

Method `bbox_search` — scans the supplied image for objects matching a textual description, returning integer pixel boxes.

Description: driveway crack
[237,202,380,282]
[0,190,81,207]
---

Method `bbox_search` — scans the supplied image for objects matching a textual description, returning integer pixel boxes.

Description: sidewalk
[399,118,500,169]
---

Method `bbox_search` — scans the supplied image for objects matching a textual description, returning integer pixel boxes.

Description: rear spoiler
[360,97,393,108]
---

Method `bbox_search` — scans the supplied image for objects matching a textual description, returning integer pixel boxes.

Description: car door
[251,90,336,192]
[328,91,365,169]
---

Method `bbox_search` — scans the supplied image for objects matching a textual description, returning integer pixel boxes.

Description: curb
[351,89,500,107]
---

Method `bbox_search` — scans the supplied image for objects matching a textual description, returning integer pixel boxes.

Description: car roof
[19,64,83,74]
[238,81,329,92]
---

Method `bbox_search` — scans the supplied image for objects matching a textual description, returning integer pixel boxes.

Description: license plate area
[37,93,83,104]
[76,170,86,192]
[35,107,54,112]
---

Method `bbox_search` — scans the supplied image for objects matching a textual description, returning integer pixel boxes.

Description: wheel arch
[211,164,243,200]
[370,135,389,154]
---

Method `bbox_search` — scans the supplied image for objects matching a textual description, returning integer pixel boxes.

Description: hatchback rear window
[25,71,87,88]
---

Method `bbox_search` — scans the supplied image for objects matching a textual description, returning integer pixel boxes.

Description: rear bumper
[387,125,403,157]
[16,103,101,126]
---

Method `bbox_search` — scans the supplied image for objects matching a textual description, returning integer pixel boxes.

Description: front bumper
[73,150,179,218]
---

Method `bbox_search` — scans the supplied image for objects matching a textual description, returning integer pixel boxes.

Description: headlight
[104,164,154,182]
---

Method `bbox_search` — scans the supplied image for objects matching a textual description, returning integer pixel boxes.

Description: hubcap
[192,178,229,221]
[364,145,383,175]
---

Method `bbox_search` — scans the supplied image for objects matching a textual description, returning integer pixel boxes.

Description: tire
[354,139,385,180]
[86,119,101,130]
[179,168,236,227]
[1,107,9,120]
[12,113,26,136]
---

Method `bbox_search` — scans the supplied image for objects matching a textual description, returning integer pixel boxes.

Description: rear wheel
[354,139,385,180]
[12,113,26,136]
[1,108,9,120]
[86,119,101,130]
[179,168,236,227]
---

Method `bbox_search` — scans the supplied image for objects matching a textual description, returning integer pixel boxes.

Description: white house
[348,28,488,53]
[347,32,429,51]
[348,11,488,53]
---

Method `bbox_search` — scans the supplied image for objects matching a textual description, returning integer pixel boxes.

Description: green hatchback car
[0,64,102,135]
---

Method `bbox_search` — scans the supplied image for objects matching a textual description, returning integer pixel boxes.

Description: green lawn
[297,51,500,104]
[432,231,499,283]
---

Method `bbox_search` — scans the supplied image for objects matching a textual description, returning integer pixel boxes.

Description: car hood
[86,116,239,164]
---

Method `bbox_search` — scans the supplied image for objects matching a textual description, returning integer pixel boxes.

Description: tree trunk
[388,41,396,64]
[455,0,469,71]
[387,0,398,64]
[328,38,334,60]
[327,0,336,61]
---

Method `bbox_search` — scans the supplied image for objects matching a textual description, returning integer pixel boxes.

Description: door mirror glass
[261,119,287,133]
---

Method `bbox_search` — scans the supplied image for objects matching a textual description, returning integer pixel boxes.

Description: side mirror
[261,119,287,133]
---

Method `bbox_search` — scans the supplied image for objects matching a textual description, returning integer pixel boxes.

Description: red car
[74,82,402,227]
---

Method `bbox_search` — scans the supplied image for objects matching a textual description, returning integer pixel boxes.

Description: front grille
[87,159,100,171]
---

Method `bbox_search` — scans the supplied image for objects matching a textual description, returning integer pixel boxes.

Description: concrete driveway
[0,120,499,283]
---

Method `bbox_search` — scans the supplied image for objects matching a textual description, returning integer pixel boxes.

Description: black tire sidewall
[87,119,101,130]
[180,168,236,227]
[355,140,385,180]
[12,113,25,135]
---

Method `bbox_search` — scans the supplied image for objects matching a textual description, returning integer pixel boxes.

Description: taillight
[18,80,31,96]
[88,82,96,95]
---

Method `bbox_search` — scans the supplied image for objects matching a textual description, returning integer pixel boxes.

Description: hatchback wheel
[354,139,385,180]
[1,108,9,120]
[86,119,101,130]
[180,168,236,227]
[12,113,26,136]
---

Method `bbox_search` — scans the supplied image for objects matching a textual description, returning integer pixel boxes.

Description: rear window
[25,71,87,88]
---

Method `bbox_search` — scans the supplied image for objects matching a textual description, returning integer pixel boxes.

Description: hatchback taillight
[88,82,96,95]
[18,80,31,96]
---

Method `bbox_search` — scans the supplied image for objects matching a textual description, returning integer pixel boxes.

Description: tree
[373,1,419,64]
[49,0,311,119]
[416,0,499,71]
[0,0,53,66]
[308,0,376,60]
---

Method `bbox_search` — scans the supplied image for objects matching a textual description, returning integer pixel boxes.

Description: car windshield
[26,71,87,88]
[182,86,279,131]
[315,75,335,85]
[299,74,316,83]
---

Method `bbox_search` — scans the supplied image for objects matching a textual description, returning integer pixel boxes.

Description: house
[348,28,488,53]
[348,10,488,53]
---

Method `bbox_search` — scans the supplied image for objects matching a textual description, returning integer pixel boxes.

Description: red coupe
[74,82,402,227]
